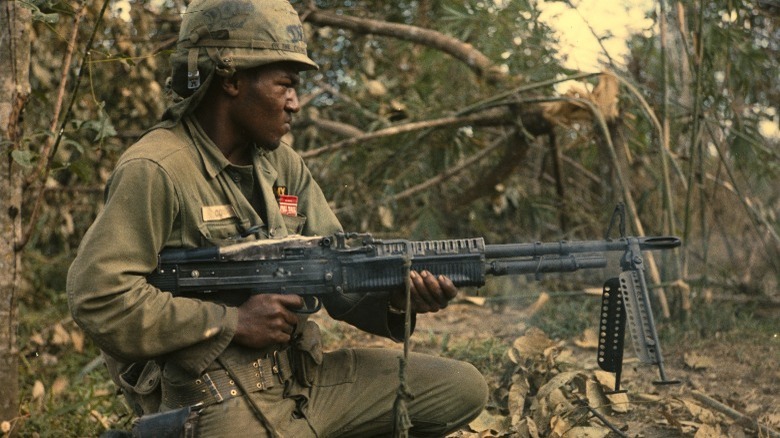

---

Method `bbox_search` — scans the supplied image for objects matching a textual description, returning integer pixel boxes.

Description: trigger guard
[297,296,321,314]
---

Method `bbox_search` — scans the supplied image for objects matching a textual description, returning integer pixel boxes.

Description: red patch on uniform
[279,195,298,216]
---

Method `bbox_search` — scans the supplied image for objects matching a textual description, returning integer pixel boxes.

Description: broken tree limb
[690,390,780,438]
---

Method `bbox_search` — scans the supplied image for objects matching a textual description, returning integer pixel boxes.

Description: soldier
[67,0,487,436]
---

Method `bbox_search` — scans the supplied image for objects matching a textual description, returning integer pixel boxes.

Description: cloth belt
[162,348,294,408]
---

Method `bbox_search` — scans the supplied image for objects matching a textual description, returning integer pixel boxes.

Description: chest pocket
[282,214,307,235]
[197,218,252,246]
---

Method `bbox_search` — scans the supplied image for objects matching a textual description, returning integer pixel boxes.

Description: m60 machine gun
[147,210,680,391]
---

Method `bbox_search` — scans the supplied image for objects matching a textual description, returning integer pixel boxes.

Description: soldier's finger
[277,293,305,309]
[415,271,442,309]
[410,291,431,313]
[420,270,454,308]
[403,286,428,313]
[437,275,458,301]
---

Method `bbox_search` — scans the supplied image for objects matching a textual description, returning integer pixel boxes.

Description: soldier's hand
[233,294,303,348]
[390,270,458,314]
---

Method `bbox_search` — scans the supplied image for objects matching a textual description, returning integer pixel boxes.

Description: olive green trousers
[192,348,488,437]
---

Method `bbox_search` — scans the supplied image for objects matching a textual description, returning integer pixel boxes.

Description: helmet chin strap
[187,47,202,90]
[161,69,215,125]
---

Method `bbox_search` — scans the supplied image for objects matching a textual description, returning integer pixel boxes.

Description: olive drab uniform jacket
[66,115,407,414]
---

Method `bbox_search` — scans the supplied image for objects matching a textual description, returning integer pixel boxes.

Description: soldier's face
[231,62,302,150]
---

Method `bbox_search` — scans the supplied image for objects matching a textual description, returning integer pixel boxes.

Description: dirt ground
[310,299,780,438]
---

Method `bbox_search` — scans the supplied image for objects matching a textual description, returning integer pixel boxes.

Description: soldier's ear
[220,73,241,97]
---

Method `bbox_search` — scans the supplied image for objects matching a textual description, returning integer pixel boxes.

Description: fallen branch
[706,294,780,306]
[690,390,780,438]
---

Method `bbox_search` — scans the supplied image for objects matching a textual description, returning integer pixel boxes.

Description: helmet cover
[170,0,317,97]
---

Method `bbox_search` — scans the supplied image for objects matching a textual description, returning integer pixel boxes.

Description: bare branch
[299,107,516,159]
[27,3,87,186]
[450,129,531,211]
[386,132,509,204]
[303,8,505,84]
[15,0,111,252]
[333,132,510,215]
[305,116,365,138]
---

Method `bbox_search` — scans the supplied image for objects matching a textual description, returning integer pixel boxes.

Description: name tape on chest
[202,205,238,222]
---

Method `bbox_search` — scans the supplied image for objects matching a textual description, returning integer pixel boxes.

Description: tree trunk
[0,0,31,426]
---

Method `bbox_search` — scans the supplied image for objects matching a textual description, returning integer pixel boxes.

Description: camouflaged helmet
[169,0,317,98]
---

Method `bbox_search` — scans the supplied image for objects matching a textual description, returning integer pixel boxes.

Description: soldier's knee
[454,361,488,417]
[412,362,487,437]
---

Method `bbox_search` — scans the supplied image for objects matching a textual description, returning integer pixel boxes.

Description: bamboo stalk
[682,0,707,314]
[611,74,687,189]
[656,0,684,320]
[566,96,672,318]
[658,0,677,241]
[703,121,780,253]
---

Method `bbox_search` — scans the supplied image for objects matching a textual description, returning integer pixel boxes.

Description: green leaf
[19,0,60,23]
[68,158,96,183]
[11,149,36,168]
[62,138,85,154]
[80,104,117,143]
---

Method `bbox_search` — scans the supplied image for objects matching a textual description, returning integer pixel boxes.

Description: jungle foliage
[2,0,778,435]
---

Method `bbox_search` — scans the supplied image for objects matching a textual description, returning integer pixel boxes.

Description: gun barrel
[484,236,680,259]
[486,254,607,276]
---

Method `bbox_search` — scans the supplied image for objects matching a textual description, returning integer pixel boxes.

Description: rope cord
[392,249,415,438]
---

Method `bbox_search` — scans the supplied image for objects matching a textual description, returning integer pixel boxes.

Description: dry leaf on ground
[684,352,718,370]
[574,328,599,349]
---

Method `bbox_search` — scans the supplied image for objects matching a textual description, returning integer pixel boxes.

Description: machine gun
[147,230,680,392]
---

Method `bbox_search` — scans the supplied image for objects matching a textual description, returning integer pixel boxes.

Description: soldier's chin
[256,139,282,151]
[280,132,294,147]
[258,133,293,151]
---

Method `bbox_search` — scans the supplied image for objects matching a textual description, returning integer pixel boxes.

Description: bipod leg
[618,266,681,389]
[597,278,628,394]
[653,360,680,387]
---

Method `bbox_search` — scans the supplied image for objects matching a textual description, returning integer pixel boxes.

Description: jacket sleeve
[67,158,237,376]
[280,150,413,341]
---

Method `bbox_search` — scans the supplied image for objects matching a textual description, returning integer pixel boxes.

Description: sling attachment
[605,202,627,239]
